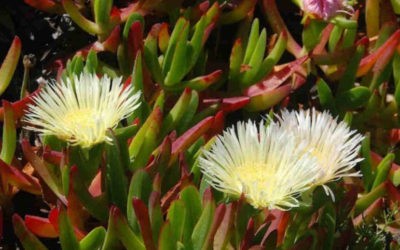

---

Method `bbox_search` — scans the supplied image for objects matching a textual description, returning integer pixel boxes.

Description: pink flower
[302,0,346,20]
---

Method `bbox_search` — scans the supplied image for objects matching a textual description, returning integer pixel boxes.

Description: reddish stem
[261,0,302,57]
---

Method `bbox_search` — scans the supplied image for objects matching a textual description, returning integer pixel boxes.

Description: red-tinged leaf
[241,218,255,250]
[245,83,291,112]
[0,36,21,96]
[58,207,85,250]
[386,181,400,202]
[160,174,191,213]
[69,166,108,221]
[119,3,145,21]
[42,149,63,166]
[170,116,214,161]
[246,73,306,111]
[203,3,220,45]
[311,46,356,65]
[220,0,256,24]
[229,38,243,85]
[24,0,63,13]
[206,204,226,248]
[203,96,250,113]
[21,140,67,204]
[178,153,191,181]
[373,31,400,74]
[0,88,40,121]
[0,159,41,194]
[13,214,48,250]
[158,23,170,53]
[370,151,383,169]
[102,25,121,53]
[48,208,60,232]
[148,191,162,246]
[25,215,58,238]
[184,70,223,91]
[357,29,400,77]
[261,0,302,57]
[129,107,163,160]
[353,198,384,227]
[128,22,144,60]
[202,187,214,204]
[198,1,210,13]
[312,23,335,54]
[146,136,171,178]
[132,198,156,250]
[356,36,369,47]
[67,172,88,232]
[354,181,387,216]
[244,56,308,97]
[276,211,290,246]
[214,203,236,249]
[206,111,224,140]
[390,128,400,145]
[110,6,121,23]
[106,206,145,250]
[88,171,102,197]
[206,2,220,25]
[189,1,210,21]
[262,210,290,246]
[221,96,250,112]
[160,88,192,137]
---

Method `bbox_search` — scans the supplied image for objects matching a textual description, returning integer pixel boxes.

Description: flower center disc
[236,162,272,191]
[62,108,101,130]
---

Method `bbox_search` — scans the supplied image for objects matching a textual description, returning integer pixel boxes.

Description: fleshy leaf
[13,214,48,250]
[0,36,21,96]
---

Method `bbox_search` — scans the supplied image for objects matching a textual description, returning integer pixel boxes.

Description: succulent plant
[0,0,399,249]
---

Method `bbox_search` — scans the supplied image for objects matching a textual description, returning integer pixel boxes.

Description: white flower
[198,121,320,210]
[24,73,141,148]
[276,109,364,197]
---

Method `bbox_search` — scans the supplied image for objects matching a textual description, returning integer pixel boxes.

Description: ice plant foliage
[276,109,364,196]
[302,0,348,20]
[199,121,320,210]
[24,73,141,148]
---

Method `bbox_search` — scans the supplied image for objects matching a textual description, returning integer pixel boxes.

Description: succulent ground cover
[1,0,400,249]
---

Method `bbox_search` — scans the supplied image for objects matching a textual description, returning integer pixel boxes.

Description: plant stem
[260,0,303,57]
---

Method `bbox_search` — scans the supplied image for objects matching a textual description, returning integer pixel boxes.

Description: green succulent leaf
[371,153,395,190]
[0,36,21,96]
[12,214,48,250]
[80,227,106,250]
[317,78,337,113]
[59,208,81,250]
[191,199,215,250]
[336,86,371,110]
[0,101,16,164]
[127,169,152,233]
[105,130,129,213]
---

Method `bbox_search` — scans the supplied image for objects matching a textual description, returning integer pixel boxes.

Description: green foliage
[3,0,400,249]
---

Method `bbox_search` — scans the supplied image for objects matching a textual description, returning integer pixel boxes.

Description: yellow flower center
[236,162,272,192]
[62,108,100,130]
